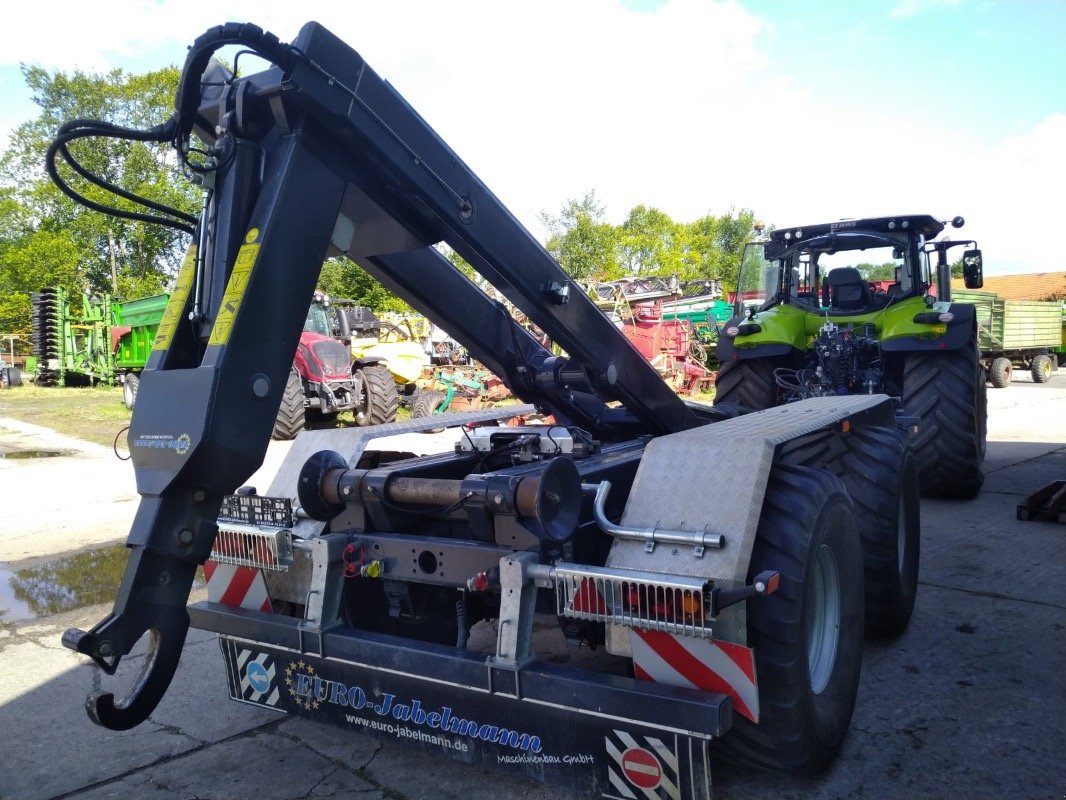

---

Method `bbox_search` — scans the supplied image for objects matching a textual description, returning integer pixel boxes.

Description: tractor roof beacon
[52,23,923,798]
[717,213,987,499]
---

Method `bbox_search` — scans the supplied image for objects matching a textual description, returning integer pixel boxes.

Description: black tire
[777,426,920,638]
[902,344,986,498]
[988,357,1012,389]
[714,358,778,410]
[839,428,920,637]
[354,364,399,427]
[4,367,24,388]
[1031,354,1053,383]
[122,373,139,410]
[272,367,306,440]
[720,465,865,775]
[412,389,448,433]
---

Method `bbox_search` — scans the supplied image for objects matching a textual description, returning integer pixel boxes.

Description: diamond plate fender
[605,394,895,650]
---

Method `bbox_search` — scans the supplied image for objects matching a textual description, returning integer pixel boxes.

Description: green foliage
[0,64,196,342]
[316,256,410,312]
[540,194,758,292]
[540,191,621,281]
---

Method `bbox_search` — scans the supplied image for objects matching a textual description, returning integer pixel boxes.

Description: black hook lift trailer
[51,22,921,798]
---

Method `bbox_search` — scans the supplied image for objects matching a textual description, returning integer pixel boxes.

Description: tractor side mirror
[962,249,983,289]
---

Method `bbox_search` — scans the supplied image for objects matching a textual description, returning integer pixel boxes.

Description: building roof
[951,272,1066,301]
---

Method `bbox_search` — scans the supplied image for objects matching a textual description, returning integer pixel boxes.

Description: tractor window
[304,303,331,336]
[810,244,908,307]
[734,243,780,315]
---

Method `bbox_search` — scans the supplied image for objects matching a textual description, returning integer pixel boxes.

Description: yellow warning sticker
[208,242,261,346]
[152,245,197,352]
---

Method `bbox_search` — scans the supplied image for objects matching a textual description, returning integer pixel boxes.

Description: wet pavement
[1,382,1064,799]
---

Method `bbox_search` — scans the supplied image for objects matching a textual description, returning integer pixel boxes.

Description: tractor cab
[735,215,985,319]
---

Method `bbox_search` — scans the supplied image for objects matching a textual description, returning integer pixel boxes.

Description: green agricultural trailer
[952,290,1062,387]
[30,286,168,406]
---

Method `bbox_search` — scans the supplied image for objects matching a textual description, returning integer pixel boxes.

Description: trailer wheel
[354,364,399,427]
[122,373,139,410]
[839,427,920,637]
[1031,354,1053,383]
[901,343,986,498]
[720,465,864,775]
[713,358,778,410]
[272,367,306,440]
[988,357,1012,389]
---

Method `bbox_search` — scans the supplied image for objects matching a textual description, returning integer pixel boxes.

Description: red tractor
[272,291,398,439]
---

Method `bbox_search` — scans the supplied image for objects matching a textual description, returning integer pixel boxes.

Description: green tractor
[715,214,987,498]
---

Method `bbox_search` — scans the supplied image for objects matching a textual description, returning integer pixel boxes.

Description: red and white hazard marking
[630,629,759,722]
[203,560,272,612]
[621,747,662,789]
[606,730,679,800]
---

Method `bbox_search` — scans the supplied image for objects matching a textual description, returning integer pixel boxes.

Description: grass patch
[0,385,130,448]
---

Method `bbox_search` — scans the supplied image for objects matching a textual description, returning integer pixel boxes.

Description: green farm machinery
[951,290,1062,387]
[30,286,168,407]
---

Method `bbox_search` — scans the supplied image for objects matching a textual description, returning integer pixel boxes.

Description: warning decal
[208,239,260,346]
[605,729,679,800]
[152,244,197,352]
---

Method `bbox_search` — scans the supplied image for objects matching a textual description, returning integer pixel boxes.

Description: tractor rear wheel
[989,357,1012,388]
[1031,354,1053,383]
[902,344,986,498]
[122,373,140,410]
[720,465,864,775]
[713,358,778,410]
[354,364,399,427]
[272,367,305,440]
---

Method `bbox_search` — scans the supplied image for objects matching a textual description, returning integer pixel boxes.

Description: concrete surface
[1,380,1064,799]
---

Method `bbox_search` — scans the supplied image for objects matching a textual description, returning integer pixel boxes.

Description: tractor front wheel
[713,358,778,410]
[719,465,864,775]
[354,365,400,427]
[272,367,306,440]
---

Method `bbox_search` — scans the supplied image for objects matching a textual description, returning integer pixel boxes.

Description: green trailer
[30,287,168,406]
[952,290,1062,387]
[111,293,169,407]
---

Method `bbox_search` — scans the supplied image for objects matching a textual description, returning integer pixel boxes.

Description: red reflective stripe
[203,560,216,581]
[219,566,257,608]
[715,639,756,684]
[632,629,755,722]
[633,662,653,681]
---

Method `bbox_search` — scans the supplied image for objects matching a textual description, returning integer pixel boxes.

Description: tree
[0,65,199,339]
[681,208,758,290]
[316,256,410,313]
[619,205,684,276]
[539,191,621,281]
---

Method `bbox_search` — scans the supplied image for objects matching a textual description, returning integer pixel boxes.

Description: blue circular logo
[246,661,270,694]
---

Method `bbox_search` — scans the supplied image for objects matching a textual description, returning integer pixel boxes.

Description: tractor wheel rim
[807,543,841,694]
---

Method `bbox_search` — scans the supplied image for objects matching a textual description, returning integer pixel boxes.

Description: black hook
[62,548,195,730]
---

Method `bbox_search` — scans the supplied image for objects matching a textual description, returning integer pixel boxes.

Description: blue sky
[1,0,1063,275]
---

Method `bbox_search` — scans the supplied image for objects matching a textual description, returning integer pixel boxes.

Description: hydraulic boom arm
[54,21,701,729]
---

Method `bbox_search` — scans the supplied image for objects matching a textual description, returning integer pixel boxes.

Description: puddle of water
[0,545,206,623]
[0,449,76,459]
